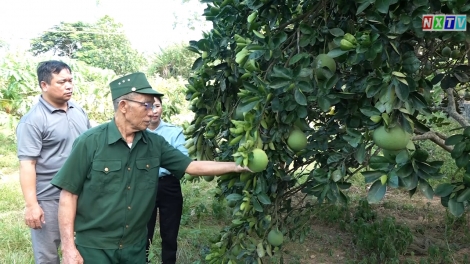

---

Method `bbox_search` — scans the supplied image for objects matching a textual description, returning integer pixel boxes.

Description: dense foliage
[184,0,470,262]
[147,42,200,79]
[29,16,145,75]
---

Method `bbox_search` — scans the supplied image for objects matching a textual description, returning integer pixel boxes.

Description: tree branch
[446,88,470,127]
[276,2,322,32]
[413,131,453,152]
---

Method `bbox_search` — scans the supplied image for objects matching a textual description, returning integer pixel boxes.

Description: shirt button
[127,186,131,190]
[119,244,123,248]
[104,167,109,172]
[126,225,129,228]
[128,206,131,210]
[127,167,131,171]
[146,164,149,168]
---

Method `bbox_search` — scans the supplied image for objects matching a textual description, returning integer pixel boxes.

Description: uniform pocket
[90,160,122,193]
[135,158,159,190]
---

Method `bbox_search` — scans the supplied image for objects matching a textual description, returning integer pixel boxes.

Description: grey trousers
[31,199,60,264]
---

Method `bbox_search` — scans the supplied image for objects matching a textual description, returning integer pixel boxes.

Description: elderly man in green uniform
[51,72,253,264]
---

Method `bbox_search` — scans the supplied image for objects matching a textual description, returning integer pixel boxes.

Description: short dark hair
[37,60,72,87]
[154,96,162,104]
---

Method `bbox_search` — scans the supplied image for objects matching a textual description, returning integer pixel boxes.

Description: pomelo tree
[183,0,470,262]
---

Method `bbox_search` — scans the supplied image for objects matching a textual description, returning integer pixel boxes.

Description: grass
[2,116,470,263]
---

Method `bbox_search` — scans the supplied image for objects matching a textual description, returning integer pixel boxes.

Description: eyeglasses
[122,99,157,112]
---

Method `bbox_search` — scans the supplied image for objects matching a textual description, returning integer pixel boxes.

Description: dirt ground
[280,187,470,264]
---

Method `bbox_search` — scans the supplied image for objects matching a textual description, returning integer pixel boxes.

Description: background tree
[147,42,200,79]
[29,16,145,75]
[183,0,470,262]
[29,21,93,57]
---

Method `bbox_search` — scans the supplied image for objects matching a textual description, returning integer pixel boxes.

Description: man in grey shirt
[16,60,91,264]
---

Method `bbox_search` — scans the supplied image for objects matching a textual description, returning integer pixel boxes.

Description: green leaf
[448,198,465,217]
[369,155,390,164]
[369,159,391,170]
[297,81,314,92]
[395,150,409,164]
[441,75,459,89]
[456,188,470,203]
[365,48,377,61]
[401,174,418,190]
[402,54,421,73]
[367,180,387,203]
[272,31,288,48]
[299,35,312,47]
[445,135,464,146]
[296,106,308,118]
[397,163,413,178]
[256,193,271,205]
[362,171,384,184]
[450,141,467,159]
[226,193,243,201]
[413,0,427,6]
[388,171,399,188]
[271,65,292,80]
[325,74,339,90]
[327,48,348,58]
[375,0,391,13]
[434,183,455,197]
[192,57,203,71]
[329,28,345,37]
[431,74,445,85]
[253,30,265,39]
[331,170,342,182]
[289,53,309,65]
[456,153,469,168]
[356,2,371,15]
[299,23,314,34]
[269,79,290,89]
[318,96,331,112]
[294,89,307,106]
[395,82,410,101]
[390,42,400,55]
[355,143,366,164]
[418,179,434,199]
[196,39,211,51]
[251,196,264,212]
[359,106,382,117]
[238,99,260,112]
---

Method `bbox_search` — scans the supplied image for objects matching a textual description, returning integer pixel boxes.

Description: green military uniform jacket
[51,119,192,250]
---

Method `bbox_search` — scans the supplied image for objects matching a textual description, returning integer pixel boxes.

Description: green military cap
[109,72,164,100]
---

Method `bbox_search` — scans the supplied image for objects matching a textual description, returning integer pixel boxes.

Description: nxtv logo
[422,14,467,31]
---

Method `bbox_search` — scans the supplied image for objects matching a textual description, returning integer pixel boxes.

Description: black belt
[159,174,173,180]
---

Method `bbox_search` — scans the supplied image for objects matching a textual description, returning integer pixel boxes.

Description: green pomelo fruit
[219,173,236,181]
[248,148,268,172]
[203,176,215,182]
[373,126,410,151]
[287,130,308,151]
[184,174,195,181]
[227,199,237,208]
[313,54,336,80]
[441,46,451,58]
[267,229,284,247]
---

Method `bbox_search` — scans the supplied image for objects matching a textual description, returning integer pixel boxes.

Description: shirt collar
[148,120,166,132]
[39,95,75,113]
[107,118,148,145]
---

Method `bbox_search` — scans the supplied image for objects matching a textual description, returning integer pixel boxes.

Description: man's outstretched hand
[235,164,253,173]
